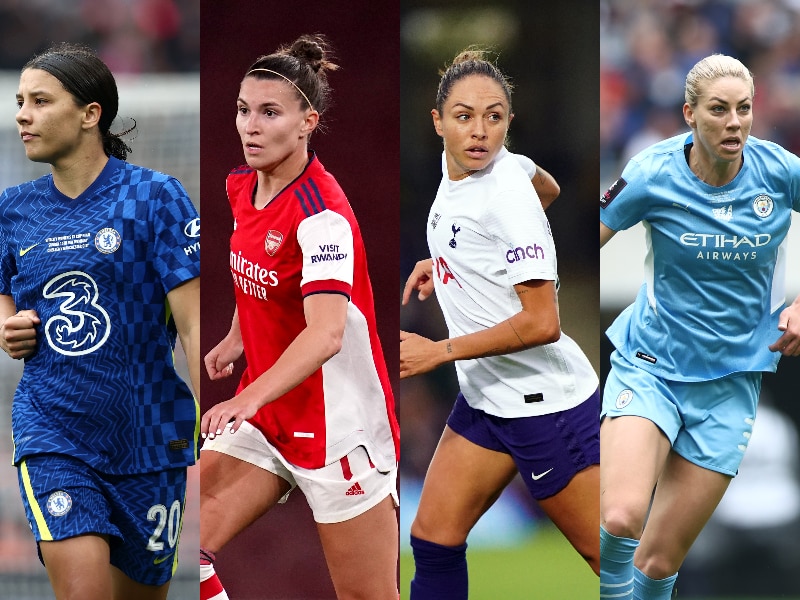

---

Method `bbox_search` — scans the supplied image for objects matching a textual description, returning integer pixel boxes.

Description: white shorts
[201,421,398,523]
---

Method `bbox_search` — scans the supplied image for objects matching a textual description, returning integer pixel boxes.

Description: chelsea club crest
[46,490,72,517]
[95,227,122,254]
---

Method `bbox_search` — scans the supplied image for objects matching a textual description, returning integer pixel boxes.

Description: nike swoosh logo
[531,468,554,481]
[19,244,38,256]
[153,552,175,565]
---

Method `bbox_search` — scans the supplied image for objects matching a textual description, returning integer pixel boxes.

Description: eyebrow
[707,95,751,104]
[451,101,506,111]
[16,89,52,99]
[236,97,283,109]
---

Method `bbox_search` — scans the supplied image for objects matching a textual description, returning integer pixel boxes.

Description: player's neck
[253,149,310,209]
[51,145,110,200]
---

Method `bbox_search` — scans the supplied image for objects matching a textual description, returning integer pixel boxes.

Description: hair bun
[290,37,325,72]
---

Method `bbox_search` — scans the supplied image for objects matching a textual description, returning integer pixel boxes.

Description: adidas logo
[346,482,365,496]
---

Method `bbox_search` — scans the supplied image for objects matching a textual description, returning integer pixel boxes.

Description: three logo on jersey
[22,219,199,356]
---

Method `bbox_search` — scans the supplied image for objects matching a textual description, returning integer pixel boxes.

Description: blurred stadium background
[601,1,800,598]
[0,1,199,598]
[400,1,600,598]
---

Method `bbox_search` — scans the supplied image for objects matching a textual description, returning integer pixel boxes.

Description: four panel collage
[0,1,798,599]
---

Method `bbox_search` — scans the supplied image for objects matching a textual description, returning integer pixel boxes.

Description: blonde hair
[684,54,754,107]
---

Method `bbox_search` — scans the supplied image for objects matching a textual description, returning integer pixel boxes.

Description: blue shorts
[446,390,600,500]
[602,351,761,476]
[17,453,187,586]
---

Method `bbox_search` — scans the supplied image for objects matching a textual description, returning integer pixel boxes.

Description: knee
[410,516,467,548]
[635,552,680,581]
[601,505,647,541]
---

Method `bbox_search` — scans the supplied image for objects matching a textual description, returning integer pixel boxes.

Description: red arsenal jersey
[226,153,398,469]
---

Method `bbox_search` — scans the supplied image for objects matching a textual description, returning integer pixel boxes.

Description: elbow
[322,328,344,358]
[541,323,561,346]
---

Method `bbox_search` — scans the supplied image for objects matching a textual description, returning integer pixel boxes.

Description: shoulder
[744,136,800,170]
[479,148,535,194]
[295,155,350,216]
[0,176,51,212]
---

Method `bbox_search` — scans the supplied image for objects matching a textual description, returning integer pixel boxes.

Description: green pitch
[400,525,598,599]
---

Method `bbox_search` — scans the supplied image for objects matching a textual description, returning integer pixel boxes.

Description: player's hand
[768,303,800,356]
[0,310,41,359]
[201,391,261,439]
[204,337,243,380]
[402,258,435,305]
[400,329,445,378]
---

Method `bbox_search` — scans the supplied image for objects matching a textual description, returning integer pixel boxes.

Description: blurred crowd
[0,0,198,72]
[600,0,800,186]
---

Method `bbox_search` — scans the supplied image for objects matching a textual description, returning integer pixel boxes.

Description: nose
[727,108,741,129]
[471,118,487,139]
[16,102,29,126]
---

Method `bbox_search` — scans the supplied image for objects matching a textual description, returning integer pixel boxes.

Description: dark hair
[23,43,134,160]
[435,47,513,114]
[245,34,338,117]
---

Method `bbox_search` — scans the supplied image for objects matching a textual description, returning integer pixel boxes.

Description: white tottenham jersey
[428,147,598,417]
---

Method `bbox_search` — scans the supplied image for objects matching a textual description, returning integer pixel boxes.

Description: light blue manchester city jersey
[0,156,200,474]
[601,133,800,381]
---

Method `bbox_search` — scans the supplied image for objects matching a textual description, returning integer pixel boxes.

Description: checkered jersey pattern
[0,157,200,474]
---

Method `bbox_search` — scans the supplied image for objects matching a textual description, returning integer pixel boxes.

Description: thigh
[537,464,600,574]
[600,415,672,537]
[111,565,170,600]
[317,495,399,600]
[39,534,113,600]
[411,425,518,546]
[200,448,292,552]
[636,451,731,579]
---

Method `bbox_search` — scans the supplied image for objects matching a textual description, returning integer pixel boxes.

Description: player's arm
[600,222,617,248]
[768,292,800,356]
[167,277,201,401]
[400,279,559,378]
[0,294,40,360]
[201,292,348,437]
[204,306,244,381]
[532,164,560,210]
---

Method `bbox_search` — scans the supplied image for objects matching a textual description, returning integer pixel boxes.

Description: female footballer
[0,43,200,600]
[599,54,800,600]
[400,48,600,599]
[198,35,399,600]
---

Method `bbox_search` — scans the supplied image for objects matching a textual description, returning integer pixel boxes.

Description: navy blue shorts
[446,390,600,500]
[18,453,187,586]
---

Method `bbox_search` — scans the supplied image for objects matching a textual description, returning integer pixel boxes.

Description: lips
[465,145,488,159]
[720,137,741,151]
[20,131,36,141]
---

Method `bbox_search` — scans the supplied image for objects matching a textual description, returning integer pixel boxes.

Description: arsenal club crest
[265,230,284,256]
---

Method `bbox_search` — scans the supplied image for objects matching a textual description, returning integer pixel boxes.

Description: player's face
[432,75,512,180]
[16,69,92,165]
[236,76,316,173]
[684,76,753,166]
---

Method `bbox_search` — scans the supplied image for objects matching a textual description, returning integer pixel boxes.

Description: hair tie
[247,68,314,111]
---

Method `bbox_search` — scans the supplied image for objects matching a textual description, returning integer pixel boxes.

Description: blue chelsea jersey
[0,156,201,474]
[601,133,800,381]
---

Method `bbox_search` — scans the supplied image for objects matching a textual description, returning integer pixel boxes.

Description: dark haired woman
[198,35,399,600]
[400,48,600,599]
[0,43,200,600]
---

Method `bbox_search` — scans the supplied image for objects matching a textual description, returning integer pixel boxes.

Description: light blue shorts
[602,351,761,476]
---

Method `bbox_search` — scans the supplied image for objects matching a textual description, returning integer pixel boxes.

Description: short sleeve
[297,209,354,299]
[484,188,557,286]
[511,153,537,179]
[151,177,201,293]
[600,158,649,232]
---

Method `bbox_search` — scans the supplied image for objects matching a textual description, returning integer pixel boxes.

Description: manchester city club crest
[95,227,121,254]
[752,194,774,218]
[46,490,72,517]
[265,230,284,256]
[616,389,634,409]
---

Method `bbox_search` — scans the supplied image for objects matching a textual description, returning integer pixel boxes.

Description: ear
[81,102,102,131]
[683,103,695,129]
[300,109,320,137]
[431,108,443,138]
